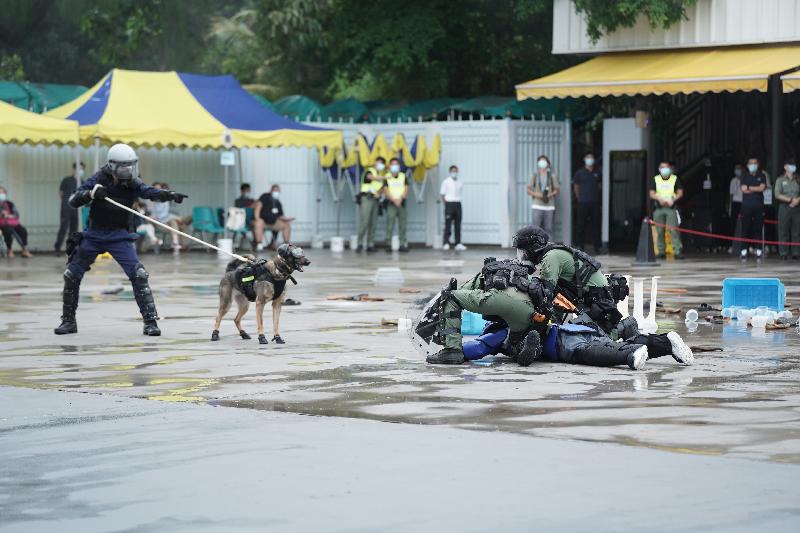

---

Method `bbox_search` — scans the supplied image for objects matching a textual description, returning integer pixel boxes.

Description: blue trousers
[68,229,141,281]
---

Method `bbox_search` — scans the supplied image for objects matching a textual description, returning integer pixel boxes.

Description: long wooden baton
[103,197,252,263]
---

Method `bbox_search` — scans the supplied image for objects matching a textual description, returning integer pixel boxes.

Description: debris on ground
[101,286,125,295]
[690,346,724,353]
[380,318,398,327]
[399,288,422,293]
[283,299,301,306]
[766,323,791,330]
[660,307,682,314]
[327,294,385,302]
[659,288,689,294]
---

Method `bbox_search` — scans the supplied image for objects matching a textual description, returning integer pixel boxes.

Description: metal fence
[0,118,570,251]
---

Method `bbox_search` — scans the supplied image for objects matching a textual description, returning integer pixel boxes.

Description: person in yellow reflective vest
[384,157,410,252]
[648,161,684,259]
[357,157,386,252]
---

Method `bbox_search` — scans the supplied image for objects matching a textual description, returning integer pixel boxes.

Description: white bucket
[432,233,443,249]
[391,235,400,251]
[350,234,359,250]
[311,234,325,249]
[217,238,233,259]
[330,236,345,253]
[397,317,412,332]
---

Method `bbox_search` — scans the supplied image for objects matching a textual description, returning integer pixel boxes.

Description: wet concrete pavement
[1,248,799,466]
[2,385,800,532]
[1,248,800,529]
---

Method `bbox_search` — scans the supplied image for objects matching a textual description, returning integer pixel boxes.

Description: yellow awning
[781,72,800,92]
[0,100,79,145]
[516,45,800,100]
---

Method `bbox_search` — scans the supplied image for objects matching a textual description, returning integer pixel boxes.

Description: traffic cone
[633,218,660,266]
[730,216,743,256]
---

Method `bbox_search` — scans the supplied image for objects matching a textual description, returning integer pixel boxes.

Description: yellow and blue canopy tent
[0,99,79,145]
[47,69,342,150]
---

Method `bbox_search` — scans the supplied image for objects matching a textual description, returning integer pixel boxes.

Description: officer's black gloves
[168,191,188,203]
[91,184,108,201]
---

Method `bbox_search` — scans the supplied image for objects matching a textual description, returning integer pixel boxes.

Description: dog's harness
[234,259,295,303]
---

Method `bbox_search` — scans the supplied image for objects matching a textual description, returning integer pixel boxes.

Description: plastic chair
[192,206,225,249]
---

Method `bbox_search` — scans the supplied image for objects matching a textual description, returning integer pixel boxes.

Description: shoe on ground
[627,346,649,370]
[740,249,748,258]
[454,243,467,251]
[426,348,464,365]
[755,249,763,258]
[442,243,451,250]
[781,255,790,261]
[143,320,161,336]
[674,253,684,260]
[7,250,14,258]
[656,253,666,259]
[516,330,542,367]
[355,245,364,252]
[54,318,77,335]
[399,245,410,253]
[667,331,694,365]
[255,242,265,252]
[366,246,376,253]
[793,256,800,261]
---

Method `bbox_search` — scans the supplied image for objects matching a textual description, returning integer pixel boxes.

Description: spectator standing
[356,157,387,252]
[728,164,744,223]
[527,155,560,234]
[649,161,684,259]
[572,152,602,253]
[440,164,466,251]
[0,186,32,258]
[774,157,800,260]
[253,184,294,251]
[55,162,84,253]
[383,158,409,252]
[235,183,254,208]
[146,182,191,251]
[739,157,767,259]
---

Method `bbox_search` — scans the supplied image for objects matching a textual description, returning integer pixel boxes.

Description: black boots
[426,348,464,364]
[573,339,648,370]
[132,266,161,336]
[515,330,542,367]
[54,270,79,335]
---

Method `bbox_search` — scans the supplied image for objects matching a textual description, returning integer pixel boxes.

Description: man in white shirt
[440,165,466,251]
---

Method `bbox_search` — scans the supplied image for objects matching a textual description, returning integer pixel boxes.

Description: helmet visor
[112,161,137,181]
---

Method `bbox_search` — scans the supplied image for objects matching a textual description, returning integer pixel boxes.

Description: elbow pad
[68,190,92,208]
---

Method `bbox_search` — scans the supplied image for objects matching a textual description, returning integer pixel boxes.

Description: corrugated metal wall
[0,118,570,250]
[553,0,800,54]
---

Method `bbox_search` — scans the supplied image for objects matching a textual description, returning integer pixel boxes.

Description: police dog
[211,244,310,344]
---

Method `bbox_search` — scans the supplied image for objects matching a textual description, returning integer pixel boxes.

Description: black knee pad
[63,267,81,286]
[133,263,149,283]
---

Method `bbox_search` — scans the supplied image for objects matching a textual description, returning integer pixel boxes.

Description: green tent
[0,81,87,112]
[250,93,276,111]
[452,96,569,119]
[273,95,325,121]
[322,98,371,122]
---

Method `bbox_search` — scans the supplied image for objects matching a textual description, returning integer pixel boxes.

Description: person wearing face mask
[254,184,294,251]
[648,161,684,259]
[383,158,410,252]
[0,186,32,258]
[729,165,744,223]
[54,143,188,336]
[739,157,767,259]
[55,162,85,253]
[572,152,602,253]
[440,164,466,251]
[774,157,800,260]
[526,155,560,234]
[356,157,387,252]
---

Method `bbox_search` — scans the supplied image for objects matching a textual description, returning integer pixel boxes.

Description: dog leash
[104,197,253,263]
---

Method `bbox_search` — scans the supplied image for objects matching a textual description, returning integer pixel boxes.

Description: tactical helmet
[106,143,138,182]
[512,225,550,253]
[277,243,311,272]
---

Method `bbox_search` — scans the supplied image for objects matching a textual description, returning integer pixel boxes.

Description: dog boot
[258,334,268,344]
[211,329,220,341]
[143,320,161,336]
[272,335,285,344]
[239,330,251,340]
[54,269,80,335]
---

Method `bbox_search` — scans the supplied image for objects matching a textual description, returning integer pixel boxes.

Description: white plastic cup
[311,234,325,249]
[350,235,359,250]
[755,306,769,317]
[721,308,732,318]
[685,309,698,322]
[391,235,400,251]
[751,315,768,328]
[330,236,345,253]
[397,318,412,332]
[779,310,793,320]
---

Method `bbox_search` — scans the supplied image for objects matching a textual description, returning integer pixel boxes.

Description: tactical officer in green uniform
[774,157,800,260]
[514,225,637,339]
[423,257,555,366]
[356,157,387,252]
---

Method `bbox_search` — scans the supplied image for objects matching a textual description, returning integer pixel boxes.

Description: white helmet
[107,143,138,181]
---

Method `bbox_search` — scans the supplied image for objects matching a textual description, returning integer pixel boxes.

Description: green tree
[572,0,697,42]
[0,53,25,81]
[80,0,164,68]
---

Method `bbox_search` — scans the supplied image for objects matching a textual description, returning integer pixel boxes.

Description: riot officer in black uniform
[54,143,187,336]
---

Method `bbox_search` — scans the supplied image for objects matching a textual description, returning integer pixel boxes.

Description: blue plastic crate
[722,278,785,311]
[461,310,489,335]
